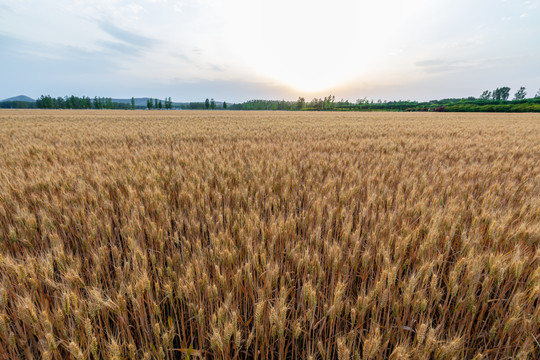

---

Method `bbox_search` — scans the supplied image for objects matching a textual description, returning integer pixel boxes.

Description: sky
[0,0,539,102]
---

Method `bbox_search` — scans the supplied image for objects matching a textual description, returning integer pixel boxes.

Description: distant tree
[154,99,158,109]
[166,97,172,109]
[536,89,540,98]
[205,98,210,109]
[56,97,65,109]
[324,95,335,110]
[70,95,79,109]
[296,97,305,110]
[513,87,526,100]
[480,90,491,100]
[95,97,101,109]
[158,100,163,109]
[356,97,369,105]
[147,98,153,109]
[310,98,324,111]
[210,98,216,110]
[37,95,53,109]
[131,97,136,110]
[492,87,511,101]
[500,87,511,101]
[223,101,227,109]
[84,96,92,109]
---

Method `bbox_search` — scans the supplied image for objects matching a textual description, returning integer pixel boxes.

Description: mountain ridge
[1,95,35,102]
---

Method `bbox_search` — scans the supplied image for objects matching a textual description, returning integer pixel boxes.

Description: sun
[249,29,367,94]
[258,50,357,94]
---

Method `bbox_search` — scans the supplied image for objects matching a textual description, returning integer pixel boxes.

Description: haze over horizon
[1,0,539,103]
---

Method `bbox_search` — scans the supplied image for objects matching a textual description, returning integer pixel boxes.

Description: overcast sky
[1,0,539,102]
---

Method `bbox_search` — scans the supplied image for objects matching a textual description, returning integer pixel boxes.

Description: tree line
[3,86,540,112]
[35,95,133,110]
[229,87,540,112]
[33,95,178,110]
[228,96,335,111]
[479,86,530,101]
[0,101,37,109]
[176,99,228,110]
[146,97,174,110]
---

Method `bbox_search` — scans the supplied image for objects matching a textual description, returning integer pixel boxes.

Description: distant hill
[112,98,151,107]
[1,95,35,102]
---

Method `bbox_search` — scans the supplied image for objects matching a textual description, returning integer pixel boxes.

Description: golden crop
[0,110,538,359]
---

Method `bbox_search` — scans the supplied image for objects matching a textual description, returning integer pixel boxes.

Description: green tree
[296,97,305,110]
[205,98,210,109]
[480,90,491,100]
[223,101,227,109]
[356,97,369,105]
[154,99,158,109]
[324,95,335,110]
[158,100,163,109]
[210,98,216,110]
[147,98,153,109]
[131,97,136,110]
[38,95,53,109]
[501,87,511,101]
[310,98,324,111]
[514,87,527,100]
[493,87,511,101]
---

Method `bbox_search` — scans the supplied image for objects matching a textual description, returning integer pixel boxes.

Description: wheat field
[0,110,538,359]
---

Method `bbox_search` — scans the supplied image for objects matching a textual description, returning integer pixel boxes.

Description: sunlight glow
[227,0,435,93]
